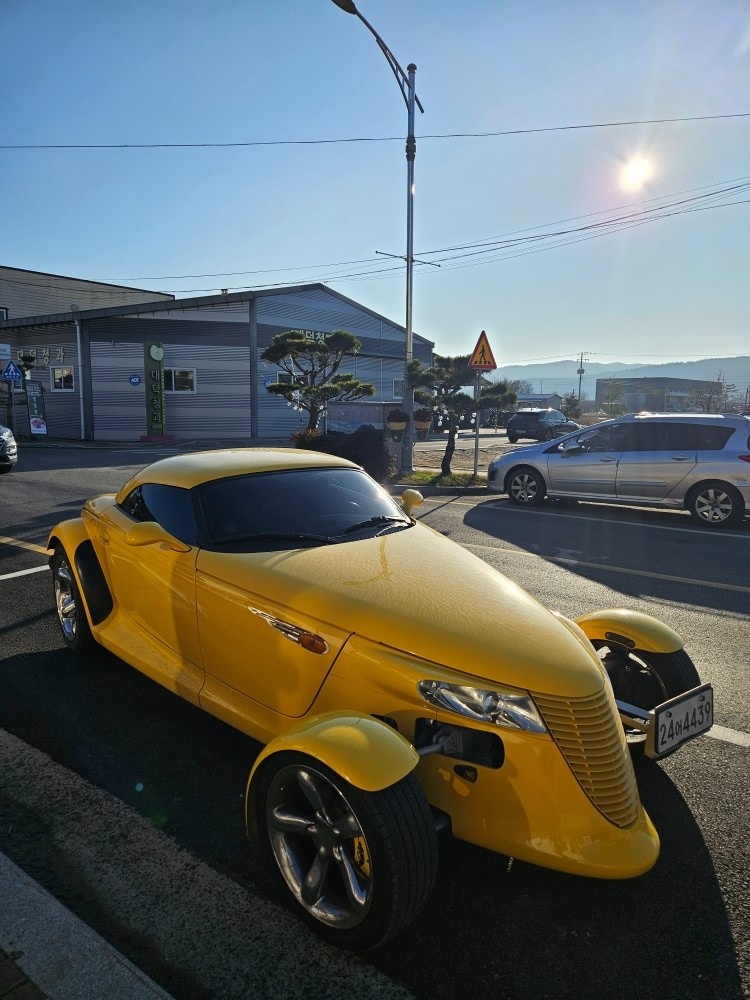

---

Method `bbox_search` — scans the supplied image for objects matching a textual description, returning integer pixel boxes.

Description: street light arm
[330,0,423,112]
[355,10,425,113]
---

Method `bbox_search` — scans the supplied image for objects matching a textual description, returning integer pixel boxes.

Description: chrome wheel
[266,763,374,930]
[51,546,93,653]
[257,753,438,950]
[54,554,78,643]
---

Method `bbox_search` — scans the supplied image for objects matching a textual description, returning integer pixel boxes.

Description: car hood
[197,523,603,698]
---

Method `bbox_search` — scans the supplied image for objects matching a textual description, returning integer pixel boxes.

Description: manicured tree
[262,330,375,431]
[407,357,516,475]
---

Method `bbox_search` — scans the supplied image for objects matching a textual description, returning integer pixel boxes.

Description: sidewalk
[0,852,172,1000]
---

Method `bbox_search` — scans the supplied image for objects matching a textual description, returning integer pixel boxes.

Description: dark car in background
[506,408,580,443]
[0,423,18,473]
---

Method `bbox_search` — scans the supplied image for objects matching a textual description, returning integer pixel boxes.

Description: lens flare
[620,157,655,191]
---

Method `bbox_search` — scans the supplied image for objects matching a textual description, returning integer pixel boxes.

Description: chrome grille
[532,683,639,828]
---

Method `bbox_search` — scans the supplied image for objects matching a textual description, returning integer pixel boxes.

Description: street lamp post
[330,0,424,474]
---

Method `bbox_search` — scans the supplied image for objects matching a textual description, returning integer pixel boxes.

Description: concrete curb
[0,853,173,1000]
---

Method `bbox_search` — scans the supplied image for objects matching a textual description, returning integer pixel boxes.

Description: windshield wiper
[213,531,336,546]
[343,515,411,536]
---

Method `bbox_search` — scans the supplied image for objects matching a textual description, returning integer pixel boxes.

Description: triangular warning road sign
[468,330,497,370]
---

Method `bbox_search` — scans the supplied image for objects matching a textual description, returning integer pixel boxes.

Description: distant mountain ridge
[491,356,750,400]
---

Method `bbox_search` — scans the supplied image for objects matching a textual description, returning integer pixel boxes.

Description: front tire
[687,480,744,527]
[506,467,546,506]
[256,753,438,951]
[52,546,94,654]
[593,643,701,757]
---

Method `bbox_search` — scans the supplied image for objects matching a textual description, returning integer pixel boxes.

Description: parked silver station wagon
[487,413,750,527]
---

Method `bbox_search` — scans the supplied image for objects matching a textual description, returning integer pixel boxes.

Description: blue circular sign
[129,374,142,386]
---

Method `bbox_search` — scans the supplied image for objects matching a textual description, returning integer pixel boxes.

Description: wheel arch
[245,712,419,841]
[48,520,114,626]
[575,608,684,654]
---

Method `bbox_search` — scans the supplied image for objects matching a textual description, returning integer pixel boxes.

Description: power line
[1,112,748,150]
[78,175,750,292]
[4,177,746,296]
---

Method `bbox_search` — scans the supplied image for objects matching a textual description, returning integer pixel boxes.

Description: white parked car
[0,423,18,473]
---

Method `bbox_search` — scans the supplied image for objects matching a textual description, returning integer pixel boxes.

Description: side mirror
[124,521,191,552]
[561,439,582,454]
[400,489,424,516]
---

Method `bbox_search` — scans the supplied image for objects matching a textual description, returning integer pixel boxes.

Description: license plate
[648,683,713,758]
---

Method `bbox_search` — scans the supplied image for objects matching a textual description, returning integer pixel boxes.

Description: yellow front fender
[575,609,684,654]
[47,517,89,562]
[245,712,419,840]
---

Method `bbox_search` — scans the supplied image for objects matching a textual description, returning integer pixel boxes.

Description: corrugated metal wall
[90,342,255,441]
[0,268,172,320]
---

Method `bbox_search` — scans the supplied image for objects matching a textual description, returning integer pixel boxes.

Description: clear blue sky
[2,0,748,366]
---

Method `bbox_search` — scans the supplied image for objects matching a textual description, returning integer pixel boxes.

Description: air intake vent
[532,683,639,828]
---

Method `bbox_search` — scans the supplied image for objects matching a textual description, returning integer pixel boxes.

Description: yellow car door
[196,548,350,731]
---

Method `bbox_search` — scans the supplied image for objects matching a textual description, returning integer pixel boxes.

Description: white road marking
[0,565,50,581]
[706,725,750,749]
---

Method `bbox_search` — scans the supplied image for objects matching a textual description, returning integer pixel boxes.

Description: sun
[619,156,655,191]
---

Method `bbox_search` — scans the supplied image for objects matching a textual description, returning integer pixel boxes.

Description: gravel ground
[412,445,501,472]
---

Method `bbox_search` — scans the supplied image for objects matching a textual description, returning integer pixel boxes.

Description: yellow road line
[0,535,52,556]
[463,541,750,595]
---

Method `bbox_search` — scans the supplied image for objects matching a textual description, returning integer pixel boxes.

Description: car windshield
[197,467,412,549]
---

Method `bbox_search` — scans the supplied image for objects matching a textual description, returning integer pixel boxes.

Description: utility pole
[577,352,589,402]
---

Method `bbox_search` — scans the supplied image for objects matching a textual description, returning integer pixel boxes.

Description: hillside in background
[491,356,750,401]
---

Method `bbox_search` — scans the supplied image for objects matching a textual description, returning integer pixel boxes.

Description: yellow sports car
[48,448,713,951]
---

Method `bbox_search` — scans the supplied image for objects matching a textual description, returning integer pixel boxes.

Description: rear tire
[506,432,519,444]
[256,752,438,951]
[506,467,546,506]
[687,480,744,527]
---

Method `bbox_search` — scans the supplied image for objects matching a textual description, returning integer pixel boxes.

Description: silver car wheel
[54,555,78,642]
[266,763,374,930]
[508,469,545,506]
[692,486,735,525]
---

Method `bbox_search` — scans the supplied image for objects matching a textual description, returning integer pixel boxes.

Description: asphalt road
[1,443,749,1000]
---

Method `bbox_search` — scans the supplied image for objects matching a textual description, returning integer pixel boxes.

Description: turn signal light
[299,632,328,654]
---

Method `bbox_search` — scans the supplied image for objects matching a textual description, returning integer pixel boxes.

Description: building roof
[0,281,434,348]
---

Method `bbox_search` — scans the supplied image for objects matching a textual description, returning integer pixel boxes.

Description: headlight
[418,680,547,733]
[0,428,13,442]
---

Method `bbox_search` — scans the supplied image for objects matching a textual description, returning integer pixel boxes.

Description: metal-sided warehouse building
[1,278,434,442]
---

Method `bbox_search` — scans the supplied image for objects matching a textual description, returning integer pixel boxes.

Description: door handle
[670,455,690,461]
[598,456,616,463]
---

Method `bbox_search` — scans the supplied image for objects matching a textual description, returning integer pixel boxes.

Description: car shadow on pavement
[372,752,743,1000]
[1,643,744,1000]
[459,498,749,617]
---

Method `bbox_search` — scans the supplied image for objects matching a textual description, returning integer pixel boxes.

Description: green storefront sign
[143,343,166,436]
